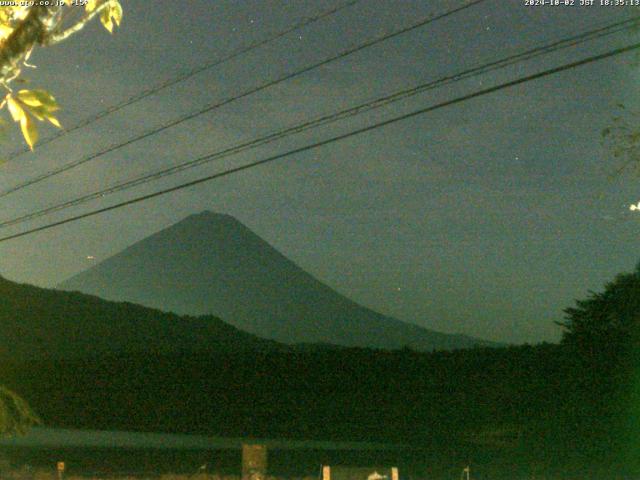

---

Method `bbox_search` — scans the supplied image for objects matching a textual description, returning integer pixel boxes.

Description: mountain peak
[59,213,495,351]
[182,210,235,223]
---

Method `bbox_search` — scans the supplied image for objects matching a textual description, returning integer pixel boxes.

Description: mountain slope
[0,275,279,360]
[58,211,492,351]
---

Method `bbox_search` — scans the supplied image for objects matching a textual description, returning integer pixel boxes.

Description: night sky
[0,0,637,344]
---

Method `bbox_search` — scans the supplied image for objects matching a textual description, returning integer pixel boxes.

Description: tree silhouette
[558,263,640,470]
[558,262,640,356]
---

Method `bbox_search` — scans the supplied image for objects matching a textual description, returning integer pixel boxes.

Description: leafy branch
[0,1,122,150]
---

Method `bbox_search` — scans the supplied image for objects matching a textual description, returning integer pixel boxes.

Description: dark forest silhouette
[0,263,637,477]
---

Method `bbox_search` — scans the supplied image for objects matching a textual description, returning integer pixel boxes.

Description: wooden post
[322,465,331,480]
[242,444,267,480]
[56,461,65,480]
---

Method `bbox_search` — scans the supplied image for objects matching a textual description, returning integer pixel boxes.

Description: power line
[0,14,636,229]
[0,0,489,199]
[0,39,637,244]
[5,0,364,160]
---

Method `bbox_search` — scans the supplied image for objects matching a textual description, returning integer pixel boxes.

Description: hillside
[59,211,493,351]
[0,276,279,361]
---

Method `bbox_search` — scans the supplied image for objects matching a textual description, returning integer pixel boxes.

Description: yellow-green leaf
[110,1,123,27]
[16,89,58,110]
[25,105,44,121]
[46,114,61,128]
[16,91,42,107]
[17,103,62,129]
[0,24,13,41]
[6,96,25,123]
[99,1,123,33]
[86,0,98,13]
[100,7,113,33]
[19,114,37,150]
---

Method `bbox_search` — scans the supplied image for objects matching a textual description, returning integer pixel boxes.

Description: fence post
[322,465,331,480]
[56,461,65,480]
[242,444,267,480]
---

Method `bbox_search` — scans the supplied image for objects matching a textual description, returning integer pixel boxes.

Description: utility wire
[5,0,364,160]
[0,0,489,199]
[0,14,636,229]
[0,39,637,244]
